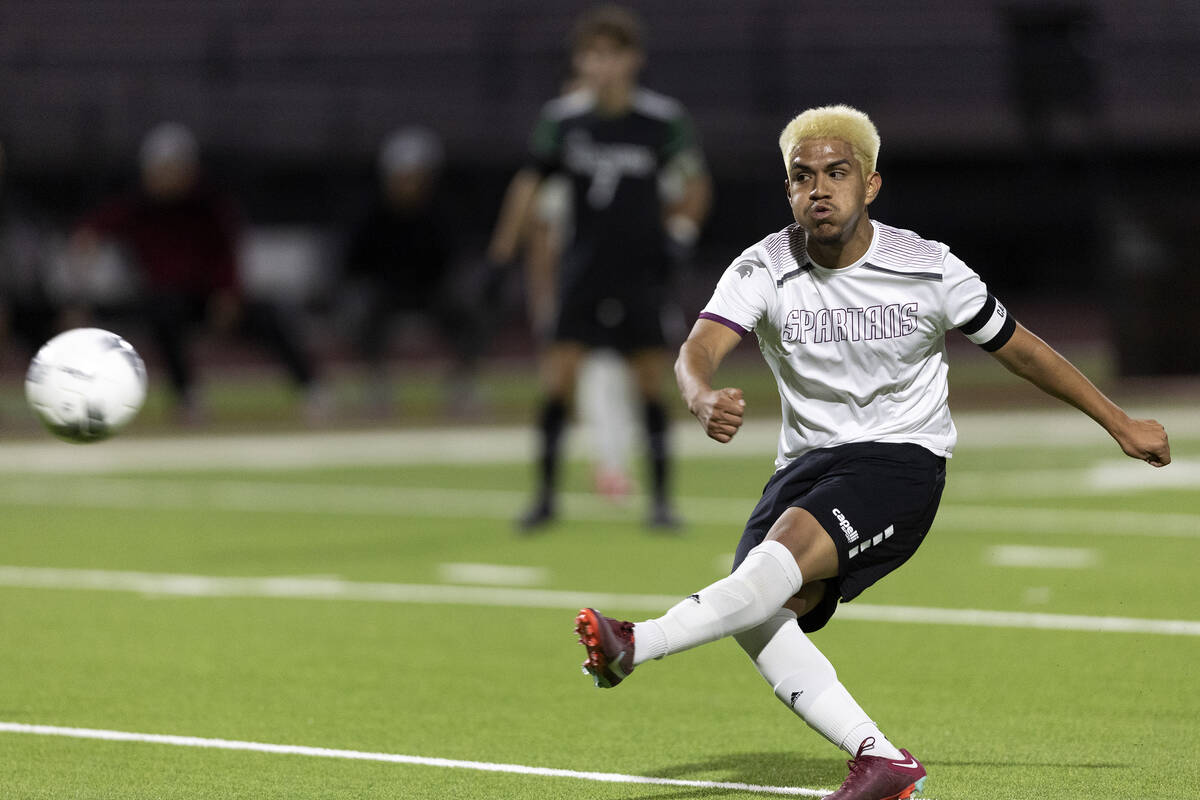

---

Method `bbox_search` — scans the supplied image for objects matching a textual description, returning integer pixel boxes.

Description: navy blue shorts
[732,442,946,632]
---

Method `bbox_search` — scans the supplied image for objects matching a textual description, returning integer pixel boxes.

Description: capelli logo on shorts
[832,507,859,543]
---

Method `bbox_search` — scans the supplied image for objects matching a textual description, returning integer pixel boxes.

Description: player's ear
[864,172,882,205]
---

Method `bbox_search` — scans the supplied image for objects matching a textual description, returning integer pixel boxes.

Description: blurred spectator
[0,139,58,361]
[488,5,712,530]
[340,126,482,416]
[69,122,325,423]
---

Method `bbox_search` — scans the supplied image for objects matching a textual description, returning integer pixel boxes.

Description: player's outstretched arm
[486,167,543,265]
[988,323,1171,467]
[676,318,746,443]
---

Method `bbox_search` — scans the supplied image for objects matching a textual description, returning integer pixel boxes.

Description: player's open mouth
[810,205,833,220]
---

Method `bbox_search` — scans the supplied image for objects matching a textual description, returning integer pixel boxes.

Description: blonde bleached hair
[778,104,880,180]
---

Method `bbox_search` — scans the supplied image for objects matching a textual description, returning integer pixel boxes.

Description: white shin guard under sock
[632,540,802,666]
[734,607,903,760]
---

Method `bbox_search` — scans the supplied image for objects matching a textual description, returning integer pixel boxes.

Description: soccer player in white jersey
[575,105,1171,800]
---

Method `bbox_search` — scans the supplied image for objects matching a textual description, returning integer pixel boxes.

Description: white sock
[734,607,903,760]
[631,540,802,666]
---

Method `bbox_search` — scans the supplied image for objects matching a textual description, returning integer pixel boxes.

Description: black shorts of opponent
[732,442,946,633]
[551,289,668,353]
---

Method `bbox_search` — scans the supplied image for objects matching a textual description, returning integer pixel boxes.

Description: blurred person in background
[340,126,482,416]
[525,75,637,503]
[0,139,58,364]
[488,4,711,530]
[69,122,325,423]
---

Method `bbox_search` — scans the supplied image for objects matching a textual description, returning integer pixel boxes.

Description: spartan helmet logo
[735,263,754,279]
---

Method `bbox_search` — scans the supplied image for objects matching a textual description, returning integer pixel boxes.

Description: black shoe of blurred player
[648,501,683,531]
[516,498,555,532]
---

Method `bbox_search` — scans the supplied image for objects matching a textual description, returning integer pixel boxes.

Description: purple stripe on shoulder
[698,312,749,337]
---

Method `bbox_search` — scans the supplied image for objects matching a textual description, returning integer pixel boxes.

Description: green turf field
[0,400,1197,799]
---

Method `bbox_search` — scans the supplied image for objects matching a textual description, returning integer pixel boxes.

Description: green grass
[0,393,1197,798]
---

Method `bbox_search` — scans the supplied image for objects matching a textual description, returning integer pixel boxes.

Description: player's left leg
[734,590,921,774]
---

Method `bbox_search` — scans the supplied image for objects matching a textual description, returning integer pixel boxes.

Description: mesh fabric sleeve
[699,255,772,337]
[660,109,707,180]
[526,112,563,177]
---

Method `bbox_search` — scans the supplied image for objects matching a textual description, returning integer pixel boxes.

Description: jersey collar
[805,220,879,274]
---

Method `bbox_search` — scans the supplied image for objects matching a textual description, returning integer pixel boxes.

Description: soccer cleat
[823,738,927,800]
[574,608,636,688]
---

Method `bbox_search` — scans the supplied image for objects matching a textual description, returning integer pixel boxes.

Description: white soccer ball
[25,327,147,443]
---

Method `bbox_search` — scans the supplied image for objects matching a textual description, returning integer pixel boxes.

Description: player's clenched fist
[690,387,746,443]
[1115,417,1171,467]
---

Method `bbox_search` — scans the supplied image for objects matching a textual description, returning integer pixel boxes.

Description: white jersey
[701,220,1013,469]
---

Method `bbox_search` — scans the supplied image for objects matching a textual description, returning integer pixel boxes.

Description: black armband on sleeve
[959,294,1016,352]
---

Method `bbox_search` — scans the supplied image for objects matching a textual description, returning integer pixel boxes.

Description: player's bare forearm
[487,168,542,265]
[674,173,712,226]
[676,318,746,443]
[523,219,561,335]
[990,323,1171,466]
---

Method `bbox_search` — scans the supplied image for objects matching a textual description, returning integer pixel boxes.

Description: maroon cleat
[574,608,636,688]
[824,738,927,800]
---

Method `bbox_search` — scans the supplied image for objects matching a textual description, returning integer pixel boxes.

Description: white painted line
[948,460,1199,499]
[438,562,549,587]
[0,477,1197,538]
[934,504,1200,539]
[833,604,1200,636]
[0,423,778,474]
[986,545,1100,569]
[1,565,1197,636]
[0,404,1194,474]
[0,722,827,796]
[1088,459,1200,492]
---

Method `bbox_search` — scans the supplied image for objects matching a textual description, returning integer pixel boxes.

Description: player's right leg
[575,519,834,686]
[629,508,837,662]
[518,341,585,531]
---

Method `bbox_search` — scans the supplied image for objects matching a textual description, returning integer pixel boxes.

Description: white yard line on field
[1,565,1198,636]
[0,722,829,797]
[986,545,1100,569]
[1,476,1197,537]
[0,404,1195,475]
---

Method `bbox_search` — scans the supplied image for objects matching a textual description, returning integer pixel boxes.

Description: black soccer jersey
[526,87,704,298]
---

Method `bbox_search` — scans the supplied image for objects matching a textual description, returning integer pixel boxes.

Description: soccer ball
[25,328,147,443]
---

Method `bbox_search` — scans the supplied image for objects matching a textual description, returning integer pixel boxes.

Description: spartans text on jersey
[781,303,918,344]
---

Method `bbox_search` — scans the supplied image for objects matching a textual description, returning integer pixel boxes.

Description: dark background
[2,0,1197,373]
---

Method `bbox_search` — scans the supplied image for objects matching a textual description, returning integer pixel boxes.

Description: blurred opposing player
[575,105,1170,799]
[488,4,711,529]
[525,80,636,503]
